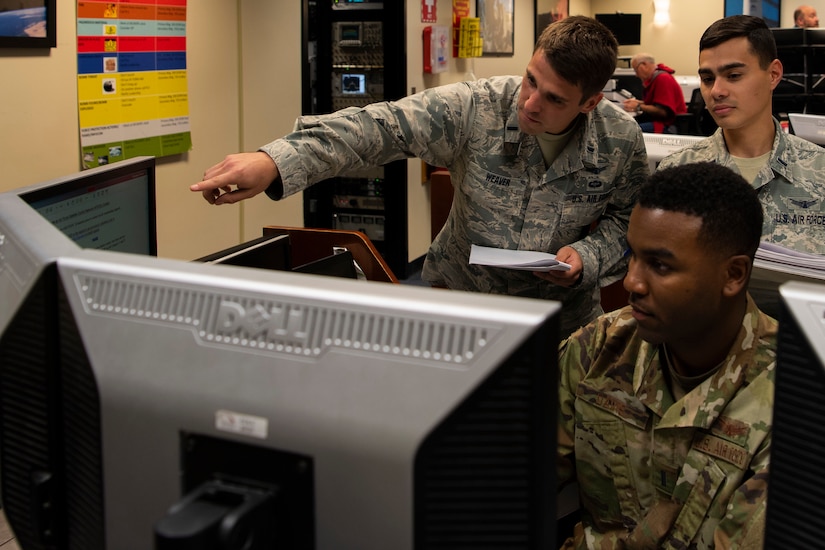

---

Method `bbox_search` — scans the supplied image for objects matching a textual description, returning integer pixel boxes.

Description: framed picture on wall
[0,0,56,48]
[535,0,568,41]
[478,0,515,56]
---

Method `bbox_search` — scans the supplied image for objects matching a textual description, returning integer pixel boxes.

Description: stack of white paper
[754,242,825,281]
[469,244,571,272]
[750,242,825,318]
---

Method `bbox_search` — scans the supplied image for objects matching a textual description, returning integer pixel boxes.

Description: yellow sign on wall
[458,17,482,58]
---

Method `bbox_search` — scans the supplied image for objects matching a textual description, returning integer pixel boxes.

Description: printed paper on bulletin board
[76,0,192,169]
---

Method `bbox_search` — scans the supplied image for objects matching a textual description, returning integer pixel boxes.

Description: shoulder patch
[715,415,750,438]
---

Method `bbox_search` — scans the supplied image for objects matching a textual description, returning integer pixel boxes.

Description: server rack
[301,0,410,278]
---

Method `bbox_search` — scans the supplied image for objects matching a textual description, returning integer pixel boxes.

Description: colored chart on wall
[77,1,191,168]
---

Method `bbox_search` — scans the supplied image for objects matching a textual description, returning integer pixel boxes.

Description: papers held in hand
[469,244,571,272]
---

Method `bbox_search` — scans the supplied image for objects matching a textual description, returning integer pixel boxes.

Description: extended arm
[191,84,471,205]
[190,152,280,205]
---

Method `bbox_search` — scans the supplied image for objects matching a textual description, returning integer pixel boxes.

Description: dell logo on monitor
[215,300,309,345]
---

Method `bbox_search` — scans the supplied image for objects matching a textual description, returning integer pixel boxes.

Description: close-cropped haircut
[699,15,778,69]
[638,163,763,260]
[534,15,618,103]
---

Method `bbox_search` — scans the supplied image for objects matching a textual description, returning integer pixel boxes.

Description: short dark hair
[638,163,763,260]
[534,15,618,103]
[699,15,777,69]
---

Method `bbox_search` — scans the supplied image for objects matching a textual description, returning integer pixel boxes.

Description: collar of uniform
[504,104,597,166]
[656,296,766,431]
[717,119,795,190]
[767,118,799,186]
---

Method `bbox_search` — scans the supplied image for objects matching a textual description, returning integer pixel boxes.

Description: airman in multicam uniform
[557,162,775,550]
[192,16,649,337]
[558,301,775,549]
[657,15,825,256]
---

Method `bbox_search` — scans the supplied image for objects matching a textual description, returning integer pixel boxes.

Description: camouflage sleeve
[570,127,648,288]
[260,84,472,197]
[557,338,578,488]
[712,437,770,549]
[557,319,606,487]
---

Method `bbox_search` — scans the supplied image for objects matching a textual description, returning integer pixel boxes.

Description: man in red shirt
[622,53,687,133]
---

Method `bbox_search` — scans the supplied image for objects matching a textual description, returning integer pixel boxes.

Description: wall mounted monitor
[332,0,383,10]
[595,13,642,46]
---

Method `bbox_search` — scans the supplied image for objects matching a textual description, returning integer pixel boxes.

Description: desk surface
[0,510,19,550]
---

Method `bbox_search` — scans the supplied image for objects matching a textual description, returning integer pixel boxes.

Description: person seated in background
[621,53,687,133]
[658,15,825,255]
[795,5,819,28]
[190,16,649,337]
[557,162,775,549]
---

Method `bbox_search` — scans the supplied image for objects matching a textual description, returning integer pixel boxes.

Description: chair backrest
[674,88,717,136]
[687,88,703,113]
[692,89,719,136]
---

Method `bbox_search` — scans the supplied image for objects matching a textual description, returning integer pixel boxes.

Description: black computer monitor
[764,281,825,547]
[20,156,157,256]
[195,234,292,271]
[595,13,642,46]
[195,235,359,280]
[293,250,357,279]
[0,158,158,445]
[0,168,560,549]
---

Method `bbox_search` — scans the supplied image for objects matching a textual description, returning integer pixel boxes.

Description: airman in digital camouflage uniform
[558,162,775,549]
[192,16,648,336]
[657,15,825,255]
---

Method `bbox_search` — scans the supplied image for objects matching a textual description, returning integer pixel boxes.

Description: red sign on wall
[422,0,436,23]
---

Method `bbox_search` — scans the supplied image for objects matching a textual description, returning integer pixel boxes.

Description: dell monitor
[0,164,561,549]
[0,156,157,338]
[642,134,705,171]
[764,280,825,547]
